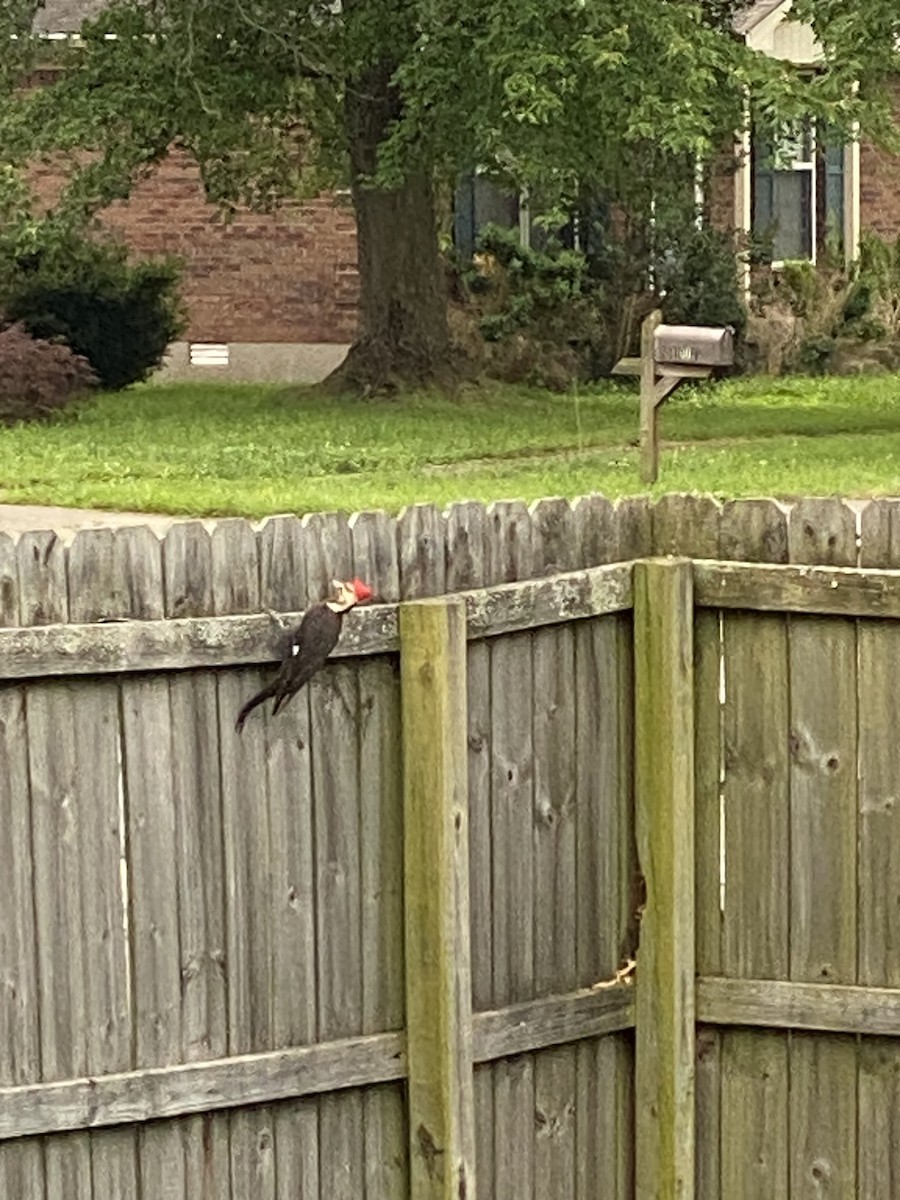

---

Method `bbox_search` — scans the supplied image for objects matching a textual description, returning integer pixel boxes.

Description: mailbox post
[614,310,734,484]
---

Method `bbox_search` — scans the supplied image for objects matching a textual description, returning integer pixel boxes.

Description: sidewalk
[0,504,180,541]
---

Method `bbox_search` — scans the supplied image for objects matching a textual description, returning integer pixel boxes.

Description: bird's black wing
[270,604,342,714]
[235,604,342,733]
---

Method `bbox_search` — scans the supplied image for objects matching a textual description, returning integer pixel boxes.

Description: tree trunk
[324,61,461,394]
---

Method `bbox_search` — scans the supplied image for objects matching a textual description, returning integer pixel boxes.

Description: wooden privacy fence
[3,493,900,1200]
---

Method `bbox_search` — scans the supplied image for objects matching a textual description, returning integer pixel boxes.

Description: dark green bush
[656,225,747,335]
[0,230,185,391]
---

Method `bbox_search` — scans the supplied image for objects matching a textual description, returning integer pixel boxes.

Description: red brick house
[30,1,900,379]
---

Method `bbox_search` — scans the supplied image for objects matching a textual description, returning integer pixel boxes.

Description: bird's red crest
[352,578,374,603]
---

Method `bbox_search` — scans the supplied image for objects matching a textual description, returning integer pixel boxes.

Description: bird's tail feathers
[234,681,279,733]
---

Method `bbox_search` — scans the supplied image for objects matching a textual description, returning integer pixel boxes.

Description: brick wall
[705,149,740,236]
[859,79,900,241]
[29,150,360,344]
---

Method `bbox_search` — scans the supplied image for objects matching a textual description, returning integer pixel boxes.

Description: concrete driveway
[0,505,183,541]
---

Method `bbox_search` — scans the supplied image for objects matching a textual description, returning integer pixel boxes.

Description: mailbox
[653,324,734,368]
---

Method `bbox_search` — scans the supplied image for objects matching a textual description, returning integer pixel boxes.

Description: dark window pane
[752,168,812,260]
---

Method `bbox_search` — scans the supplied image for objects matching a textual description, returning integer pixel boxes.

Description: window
[453,175,521,260]
[452,174,584,258]
[752,119,845,262]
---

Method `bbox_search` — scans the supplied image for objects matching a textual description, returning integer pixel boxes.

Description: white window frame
[760,118,817,268]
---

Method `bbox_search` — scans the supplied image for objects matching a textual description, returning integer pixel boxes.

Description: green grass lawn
[2,374,900,517]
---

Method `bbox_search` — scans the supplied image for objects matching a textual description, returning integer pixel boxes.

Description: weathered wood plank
[124,676,187,1199]
[858,1039,900,1199]
[101,525,178,1200]
[310,510,364,1200]
[486,500,534,585]
[230,1107,276,1200]
[0,531,18,625]
[614,496,652,560]
[0,981,641,1143]
[694,604,722,1200]
[473,985,635,1062]
[16,530,67,625]
[258,515,308,614]
[633,559,695,1200]
[491,621,536,1200]
[788,499,858,1200]
[652,494,721,559]
[530,497,576,576]
[697,977,900,1035]
[572,494,616,568]
[27,685,92,1199]
[352,508,407,1200]
[0,561,634,680]
[574,620,631,985]
[859,498,900,569]
[211,521,278,1197]
[351,509,401,604]
[719,499,788,564]
[399,503,447,599]
[216,553,271,1058]
[401,597,475,1200]
[0,1032,406,1141]
[720,614,789,1199]
[693,559,900,617]
[163,520,215,618]
[448,501,495,1196]
[78,675,138,1198]
[0,687,44,1199]
[258,515,322,1200]
[486,498,537,1200]
[13,548,56,1200]
[532,504,578,1200]
[162,521,231,1200]
[312,659,365,1200]
[0,537,45,1200]
[788,497,858,567]
[857,509,900,1196]
[573,614,636,1200]
[718,498,790,1200]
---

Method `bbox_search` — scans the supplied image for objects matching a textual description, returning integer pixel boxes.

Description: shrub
[0,322,97,423]
[656,225,747,336]
[0,230,185,391]
[457,224,604,388]
[744,233,900,375]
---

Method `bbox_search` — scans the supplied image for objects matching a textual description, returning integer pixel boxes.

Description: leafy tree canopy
[0,0,896,388]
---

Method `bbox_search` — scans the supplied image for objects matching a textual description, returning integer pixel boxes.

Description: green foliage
[0,227,185,390]
[467,224,590,342]
[748,233,900,375]
[463,207,746,384]
[657,226,747,335]
[0,1,895,227]
[0,321,96,424]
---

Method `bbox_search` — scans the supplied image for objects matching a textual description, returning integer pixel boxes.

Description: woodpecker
[235,577,374,733]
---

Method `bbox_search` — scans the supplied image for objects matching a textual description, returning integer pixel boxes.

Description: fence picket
[857,500,900,1196]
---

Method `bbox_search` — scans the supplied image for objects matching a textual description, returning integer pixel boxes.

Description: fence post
[634,558,696,1200]
[400,596,476,1200]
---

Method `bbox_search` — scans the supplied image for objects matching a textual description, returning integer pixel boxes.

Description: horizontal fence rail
[0,562,633,680]
[0,983,637,1142]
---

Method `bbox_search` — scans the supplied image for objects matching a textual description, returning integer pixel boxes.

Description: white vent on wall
[189,343,230,367]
